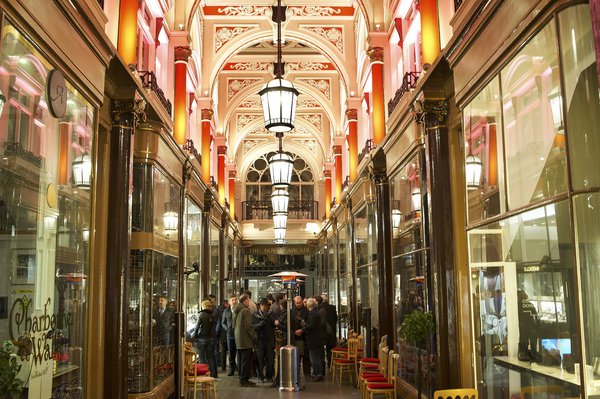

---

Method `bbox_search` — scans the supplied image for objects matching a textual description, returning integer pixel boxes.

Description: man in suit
[152,295,173,346]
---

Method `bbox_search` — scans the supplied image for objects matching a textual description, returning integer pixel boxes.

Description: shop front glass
[128,164,180,393]
[0,17,94,398]
[209,222,219,297]
[338,224,348,336]
[327,233,337,307]
[354,202,378,353]
[185,200,202,339]
[390,152,426,347]
[465,6,600,397]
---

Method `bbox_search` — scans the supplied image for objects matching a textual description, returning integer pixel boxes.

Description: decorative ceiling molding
[239,96,262,109]
[297,114,322,131]
[289,125,314,136]
[237,114,262,131]
[215,26,256,52]
[297,78,331,100]
[205,6,270,16]
[291,138,317,155]
[247,125,270,136]
[228,78,261,100]
[296,97,321,108]
[243,139,269,154]
[288,6,354,17]
[224,62,270,71]
[301,26,343,52]
[287,62,335,71]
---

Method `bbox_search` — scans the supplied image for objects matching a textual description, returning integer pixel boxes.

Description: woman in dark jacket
[194,299,218,377]
[304,297,325,381]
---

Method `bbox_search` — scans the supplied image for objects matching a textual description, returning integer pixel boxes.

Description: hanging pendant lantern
[274,226,287,241]
[269,150,294,188]
[273,213,288,229]
[259,0,299,133]
[271,189,289,214]
[163,203,178,232]
[465,154,483,190]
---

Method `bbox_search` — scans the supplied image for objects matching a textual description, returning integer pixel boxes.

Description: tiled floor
[211,372,361,399]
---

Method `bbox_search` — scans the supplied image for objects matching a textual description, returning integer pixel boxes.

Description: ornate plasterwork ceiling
[204,1,357,181]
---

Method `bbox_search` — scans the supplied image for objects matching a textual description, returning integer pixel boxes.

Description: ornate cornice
[217,146,228,156]
[345,108,358,121]
[302,26,343,52]
[215,26,255,52]
[367,46,384,64]
[174,46,192,63]
[201,108,214,121]
[204,191,214,210]
[297,78,331,100]
[228,79,261,100]
[413,99,448,127]
[112,96,146,127]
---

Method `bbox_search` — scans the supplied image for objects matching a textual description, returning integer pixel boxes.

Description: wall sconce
[72,153,92,189]
[411,188,421,211]
[82,226,90,242]
[163,203,178,232]
[465,154,483,190]
[392,209,402,229]
[548,91,564,133]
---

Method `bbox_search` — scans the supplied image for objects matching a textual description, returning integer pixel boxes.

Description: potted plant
[398,311,435,399]
[0,343,24,399]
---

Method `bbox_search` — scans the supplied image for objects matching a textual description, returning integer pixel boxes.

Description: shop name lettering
[248,247,312,255]
[9,296,73,366]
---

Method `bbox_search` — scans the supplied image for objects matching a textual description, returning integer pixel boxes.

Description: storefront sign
[46,70,67,118]
[9,295,73,397]
[244,245,317,255]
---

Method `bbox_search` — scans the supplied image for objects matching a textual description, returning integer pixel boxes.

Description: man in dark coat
[194,299,218,377]
[253,298,277,382]
[304,297,325,381]
[290,295,311,379]
[152,295,173,346]
[222,294,237,376]
[233,294,256,386]
[322,294,338,368]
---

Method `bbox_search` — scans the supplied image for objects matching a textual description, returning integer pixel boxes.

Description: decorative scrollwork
[413,99,448,127]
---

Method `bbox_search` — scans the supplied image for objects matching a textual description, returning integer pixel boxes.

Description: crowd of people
[191,291,338,387]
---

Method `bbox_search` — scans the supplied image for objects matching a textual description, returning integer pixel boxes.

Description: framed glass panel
[0,18,94,397]
[464,77,505,224]
[153,169,180,241]
[338,225,348,336]
[209,222,220,297]
[327,237,337,306]
[501,22,567,209]
[558,5,600,191]
[185,200,202,338]
[468,201,579,399]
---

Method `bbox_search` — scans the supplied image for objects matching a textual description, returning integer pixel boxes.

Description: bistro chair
[359,336,388,378]
[184,349,216,399]
[331,332,359,370]
[363,352,399,399]
[331,338,359,386]
[434,389,478,399]
[359,347,391,396]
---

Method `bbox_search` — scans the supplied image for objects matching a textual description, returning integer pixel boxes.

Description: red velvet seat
[361,372,383,378]
[334,359,355,364]
[364,376,388,382]
[332,347,348,351]
[367,383,395,389]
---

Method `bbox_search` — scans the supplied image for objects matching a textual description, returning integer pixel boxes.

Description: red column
[420,0,441,66]
[324,170,332,219]
[174,46,191,145]
[117,0,138,65]
[59,122,70,186]
[368,47,386,145]
[333,145,343,205]
[346,109,358,182]
[217,146,227,205]
[201,109,213,184]
[228,170,236,219]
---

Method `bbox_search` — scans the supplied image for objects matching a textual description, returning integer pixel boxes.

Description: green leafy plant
[398,311,434,349]
[0,345,24,398]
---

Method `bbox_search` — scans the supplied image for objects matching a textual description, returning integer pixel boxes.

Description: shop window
[209,223,219,298]
[185,200,202,337]
[468,201,579,398]
[0,18,94,398]
[153,168,180,242]
[558,5,600,191]
[463,77,505,224]
[500,22,567,209]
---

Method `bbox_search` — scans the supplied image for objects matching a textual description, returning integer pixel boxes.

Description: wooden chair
[359,348,391,397]
[331,338,359,386]
[359,336,388,378]
[331,332,361,370]
[184,349,217,399]
[434,388,478,399]
[364,353,399,399]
